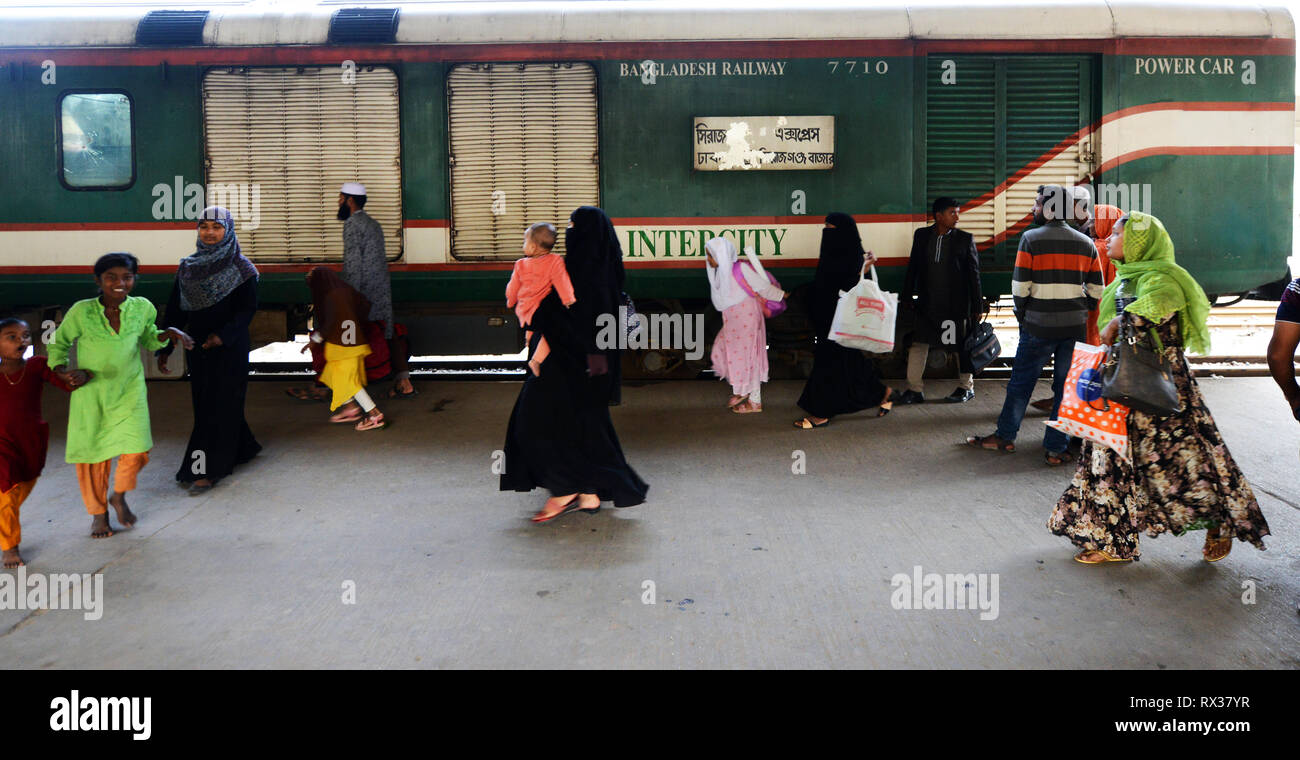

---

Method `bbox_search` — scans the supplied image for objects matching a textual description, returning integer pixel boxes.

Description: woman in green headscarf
[1048,212,1269,565]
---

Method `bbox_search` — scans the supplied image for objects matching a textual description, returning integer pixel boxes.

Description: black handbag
[1100,317,1182,416]
[963,320,1001,374]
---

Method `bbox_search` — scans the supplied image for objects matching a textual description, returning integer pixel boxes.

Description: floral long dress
[1047,313,1270,560]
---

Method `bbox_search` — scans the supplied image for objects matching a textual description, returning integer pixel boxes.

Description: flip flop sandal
[728,394,749,408]
[966,434,1015,453]
[1203,536,1233,562]
[388,386,419,399]
[794,417,829,429]
[355,413,387,431]
[876,388,897,417]
[1045,450,1075,466]
[1074,549,1131,564]
[532,498,582,523]
[286,387,328,402]
[732,401,762,414]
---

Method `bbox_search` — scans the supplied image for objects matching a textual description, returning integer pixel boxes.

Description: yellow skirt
[321,341,372,411]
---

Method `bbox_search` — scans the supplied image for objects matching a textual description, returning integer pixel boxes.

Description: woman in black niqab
[500,206,649,521]
[795,212,896,428]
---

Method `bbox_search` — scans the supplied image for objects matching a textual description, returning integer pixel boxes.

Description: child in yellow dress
[305,267,385,431]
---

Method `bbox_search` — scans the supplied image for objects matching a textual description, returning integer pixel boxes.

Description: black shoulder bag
[963,313,1001,375]
[1100,316,1182,416]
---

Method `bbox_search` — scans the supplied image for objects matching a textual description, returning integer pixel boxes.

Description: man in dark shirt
[898,197,983,404]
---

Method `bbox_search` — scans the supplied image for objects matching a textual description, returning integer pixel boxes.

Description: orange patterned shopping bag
[1045,343,1130,462]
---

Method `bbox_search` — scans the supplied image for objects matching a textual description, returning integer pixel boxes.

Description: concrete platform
[1,375,1297,669]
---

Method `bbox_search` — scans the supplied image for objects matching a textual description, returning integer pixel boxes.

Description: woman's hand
[165,328,195,350]
[202,333,223,350]
[157,355,169,373]
[864,250,877,267]
[1099,317,1122,346]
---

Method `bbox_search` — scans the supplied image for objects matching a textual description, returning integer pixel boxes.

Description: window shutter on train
[448,63,599,260]
[926,56,1094,265]
[202,66,402,262]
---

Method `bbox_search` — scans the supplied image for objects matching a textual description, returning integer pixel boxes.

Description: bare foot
[90,513,115,539]
[108,491,136,528]
[2,547,24,568]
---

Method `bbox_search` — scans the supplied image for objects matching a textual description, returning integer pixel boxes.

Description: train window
[58,92,135,190]
[448,62,599,260]
[201,66,402,262]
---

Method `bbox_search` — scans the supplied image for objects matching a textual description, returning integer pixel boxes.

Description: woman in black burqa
[500,206,649,522]
[159,206,262,494]
[794,212,897,428]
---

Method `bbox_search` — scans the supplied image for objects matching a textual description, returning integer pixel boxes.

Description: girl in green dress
[48,253,193,538]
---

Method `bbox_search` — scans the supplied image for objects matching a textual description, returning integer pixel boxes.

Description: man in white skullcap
[337,182,415,397]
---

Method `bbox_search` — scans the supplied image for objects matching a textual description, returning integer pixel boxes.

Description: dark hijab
[177,206,259,311]
[307,266,370,346]
[565,206,624,352]
[809,212,865,335]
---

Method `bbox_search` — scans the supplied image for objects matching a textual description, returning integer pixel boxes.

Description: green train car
[0,0,1294,355]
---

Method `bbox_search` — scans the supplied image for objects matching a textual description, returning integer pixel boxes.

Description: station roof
[0,0,1293,48]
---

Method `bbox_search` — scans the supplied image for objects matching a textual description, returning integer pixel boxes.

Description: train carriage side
[0,5,1294,355]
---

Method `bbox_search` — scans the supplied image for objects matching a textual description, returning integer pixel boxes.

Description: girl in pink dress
[705,238,785,413]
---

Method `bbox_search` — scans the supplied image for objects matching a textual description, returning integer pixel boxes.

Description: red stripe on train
[0,36,1290,66]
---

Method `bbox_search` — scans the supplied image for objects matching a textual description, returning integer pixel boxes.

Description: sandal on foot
[355,412,387,431]
[794,417,829,429]
[387,385,418,399]
[286,386,328,402]
[329,409,363,424]
[732,400,762,414]
[966,434,1015,453]
[1045,450,1075,467]
[1203,534,1233,563]
[876,388,896,417]
[727,394,748,408]
[1074,549,1131,564]
[532,498,581,523]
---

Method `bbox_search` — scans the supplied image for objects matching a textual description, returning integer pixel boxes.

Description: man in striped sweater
[967,184,1104,465]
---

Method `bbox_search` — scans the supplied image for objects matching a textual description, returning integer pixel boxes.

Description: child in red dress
[0,318,80,567]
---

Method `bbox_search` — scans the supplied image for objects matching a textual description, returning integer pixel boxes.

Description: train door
[201,66,403,261]
[924,55,1097,269]
[446,62,599,259]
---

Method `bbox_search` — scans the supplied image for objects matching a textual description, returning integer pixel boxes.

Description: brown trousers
[75,452,149,515]
[0,479,36,551]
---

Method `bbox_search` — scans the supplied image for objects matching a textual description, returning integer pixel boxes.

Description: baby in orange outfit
[506,223,576,376]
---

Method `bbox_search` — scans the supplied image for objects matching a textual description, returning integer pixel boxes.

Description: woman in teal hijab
[1049,212,1269,564]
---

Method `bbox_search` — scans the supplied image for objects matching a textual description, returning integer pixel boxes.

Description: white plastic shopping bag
[829,264,898,353]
